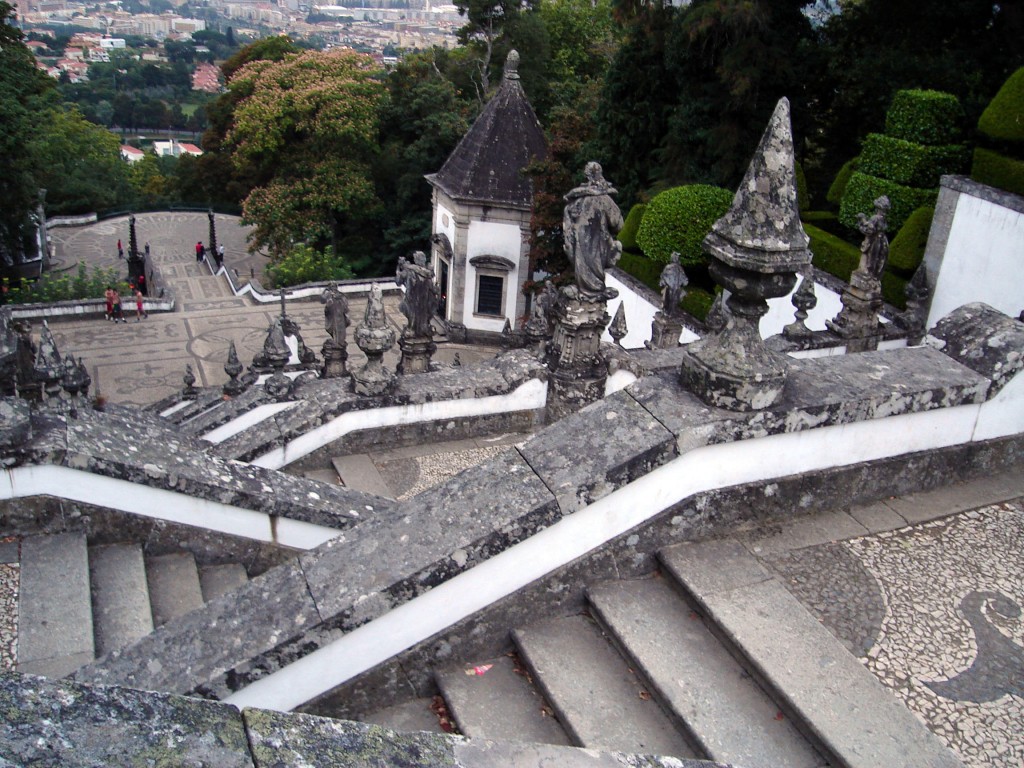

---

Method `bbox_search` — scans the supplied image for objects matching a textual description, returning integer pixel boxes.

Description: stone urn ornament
[351,283,396,396]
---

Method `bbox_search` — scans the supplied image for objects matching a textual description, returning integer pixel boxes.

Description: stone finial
[223,341,245,396]
[34,321,65,400]
[679,97,810,411]
[351,283,396,396]
[703,97,810,272]
[783,266,818,340]
[609,302,628,347]
[504,49,520,80]
[182,364,197,399]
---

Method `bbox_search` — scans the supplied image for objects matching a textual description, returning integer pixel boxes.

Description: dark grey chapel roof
[426,50,548,210]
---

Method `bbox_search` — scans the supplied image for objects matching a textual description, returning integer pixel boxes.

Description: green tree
[455,0,539,98]
[30,105,133,215]
[225,49,388,260]
[266,243,354,288]
[375,50,474,270]
[0,1,56,263]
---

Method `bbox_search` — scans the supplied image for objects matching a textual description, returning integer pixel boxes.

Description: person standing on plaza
[110,288,126,323]
[117,239,124,259]
[104,286,114,321]
[195,241,204,262]
[134,288,147,321]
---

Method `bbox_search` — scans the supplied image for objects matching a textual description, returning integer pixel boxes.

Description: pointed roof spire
[703,97,811,273]
[426,50,547,209]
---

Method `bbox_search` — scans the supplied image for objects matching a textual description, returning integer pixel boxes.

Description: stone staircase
[16,532,248,678]
[369,537,962,768]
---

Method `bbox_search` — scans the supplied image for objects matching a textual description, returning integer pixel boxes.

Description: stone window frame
[469,255,515,319]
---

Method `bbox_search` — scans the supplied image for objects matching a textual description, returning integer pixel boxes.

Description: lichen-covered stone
[0,671,252,767]
[928,302,1024,395]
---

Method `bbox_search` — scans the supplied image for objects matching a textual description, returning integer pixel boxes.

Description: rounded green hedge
[617,203,647,253]
[888,205,934,274]
[858,134,969,189]
[803,222,860,281]
[838,172,937,233]
[884,89,964,146]
[636,184,734,265]
[826,157,858,207]
[971,147,1024,197]
[978,67,1024,145]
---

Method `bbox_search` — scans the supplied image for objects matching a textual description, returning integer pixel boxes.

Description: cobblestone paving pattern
[0,563,18,671]
[770,502,1024,767]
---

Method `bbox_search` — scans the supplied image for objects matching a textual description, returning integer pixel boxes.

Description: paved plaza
[45,213,493,406]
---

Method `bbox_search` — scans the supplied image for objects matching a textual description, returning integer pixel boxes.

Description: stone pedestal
[352,324,396,396]
[648,311,683,350]
[321,338,348,379]
[398,334,436,375]
[545,294,610,421]
[680,260,798,411]
[0,398,30,452]
[827,271,883,353]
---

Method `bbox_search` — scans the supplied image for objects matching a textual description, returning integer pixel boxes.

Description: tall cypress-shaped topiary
[840,90,968,232]
[972,67,1024,196]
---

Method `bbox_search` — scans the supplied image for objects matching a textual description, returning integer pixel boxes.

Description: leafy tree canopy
[225,49,388,258]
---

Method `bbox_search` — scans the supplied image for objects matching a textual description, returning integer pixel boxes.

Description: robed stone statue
[563,162,624,301]
[396,250,439,337]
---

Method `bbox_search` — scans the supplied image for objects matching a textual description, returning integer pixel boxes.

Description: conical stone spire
[703,97,810,272]
[679,97,811,411]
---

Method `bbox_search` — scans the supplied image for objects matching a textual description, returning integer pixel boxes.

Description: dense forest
[2,0,1021,283]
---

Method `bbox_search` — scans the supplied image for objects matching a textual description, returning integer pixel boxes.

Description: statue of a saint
[525,279,559,336]
[856,196,891,281]
[321,282,349,344]
[396,250,439,337]
[659,252,688,315]
[563,162,624,301]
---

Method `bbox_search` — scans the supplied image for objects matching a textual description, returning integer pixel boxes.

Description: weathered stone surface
[0,672,252,768]
[520,389,676,512]
[928,302,1024,395]
[639,346,990,452]
[75,559,320,693]
[300,449,557,621]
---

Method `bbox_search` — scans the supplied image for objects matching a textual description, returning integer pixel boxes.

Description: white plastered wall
[463,220,523,333]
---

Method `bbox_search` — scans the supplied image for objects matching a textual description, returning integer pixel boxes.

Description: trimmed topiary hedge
[680,287,715,321]
[803,222,860,281]
[888,205,933,274]
[617,251,662,293]
[971,147,1024,197]
[884,89,965,146]
[617,203,647,253]
[978,67,1024,145]
[826,157,858,207]
[858,134,969,189]
[839,172,937,233]
[636,184,734,265]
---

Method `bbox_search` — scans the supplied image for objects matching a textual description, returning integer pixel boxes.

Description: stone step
[512,614,698,759]
[659,539,965,768]
[146,552,205,627]
[198,562,248,602]
[89,544,155,658]
[363,697,446,734]
[17,532,95,677]
[587,575,826,768]
[436,654,571,745]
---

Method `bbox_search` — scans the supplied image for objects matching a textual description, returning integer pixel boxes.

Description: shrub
[800,210,838,224]
[971,147,1024,197]
[795,159,810,212]
[838,172,937,233]
[616,251,662,293]
[826,157,858,207]
[266,243,354,288]
[3,263,130,305]
[802,222,860,282]
[636,184,734,265]
[858,134,969,189]
[977,67,1024,145]
[680,287,716,321]
[884,89,964,146]
[617,203,646,253]
[888,205,934,275]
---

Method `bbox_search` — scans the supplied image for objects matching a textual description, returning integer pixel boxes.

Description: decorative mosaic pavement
[769,501,1024,767]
